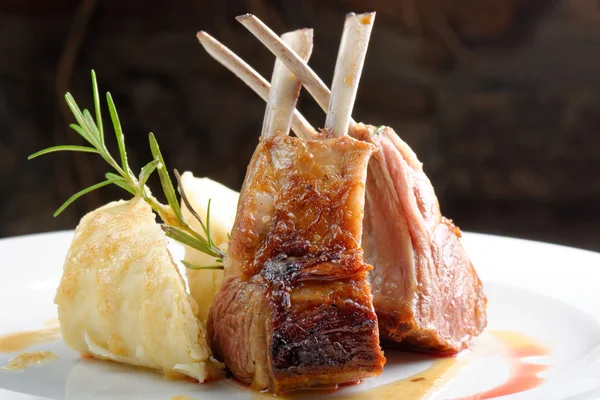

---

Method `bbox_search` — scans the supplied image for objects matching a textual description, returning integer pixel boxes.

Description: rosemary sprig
[29,70,225,268]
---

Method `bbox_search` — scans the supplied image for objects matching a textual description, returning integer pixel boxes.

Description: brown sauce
[248,357,461,400]
[0,322,543,399]
[2,351,58,370]
[339,356,462,399]
[0,326,61,353]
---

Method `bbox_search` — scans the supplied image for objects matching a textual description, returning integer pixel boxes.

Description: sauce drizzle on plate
[249,356,463,400]
[0,324,61,353]
[2,351,58,370]
[0,321,549,400]
[339,355,463,399]
[250,330,549,399]
[453,330,550,400]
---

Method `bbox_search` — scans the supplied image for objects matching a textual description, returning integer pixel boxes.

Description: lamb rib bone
[235,14,337,123]
[237,13,375,136]
[235,14,344,128]
[325,13,375,137]
[196,31,316,140]
[261,29,313,138]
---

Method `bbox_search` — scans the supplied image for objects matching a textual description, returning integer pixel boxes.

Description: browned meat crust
[209,133,385,393]
[353,123,487,355]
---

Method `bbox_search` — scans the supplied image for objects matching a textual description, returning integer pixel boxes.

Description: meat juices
[209,133,385,392]
[355,123,487,355]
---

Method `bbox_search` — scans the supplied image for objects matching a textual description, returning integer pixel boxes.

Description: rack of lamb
[198,12,487,356]
[207,26,385,393]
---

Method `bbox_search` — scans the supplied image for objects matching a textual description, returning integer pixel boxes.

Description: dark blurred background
[1,0,600,251]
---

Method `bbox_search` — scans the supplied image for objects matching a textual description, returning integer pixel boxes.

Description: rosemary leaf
[180,260,224,270]
[374,125,384,135]
[106,92,132,178]
[174,169,208,234]
[75,112,123,177]
[138,159,161,197]
[113,181,136,196]
[149,133,182,220]
[28,145,99,160]
[105,173,136,196]
[162,225,221,258]
[83,109,100,139]
[68,124,96,147]
[105,172,124,181]
[91,70,104,145]
[173,169,224,260]
[206,198,215,249]
[65,94,96,144]
[54,179,113,217]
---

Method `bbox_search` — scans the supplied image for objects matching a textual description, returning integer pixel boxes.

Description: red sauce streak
[454,334,549,400]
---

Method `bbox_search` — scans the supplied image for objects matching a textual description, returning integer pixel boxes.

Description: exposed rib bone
[236,14,332,116]
[325,13,375,137]
[196,31,316,140]
[261,29,313,138]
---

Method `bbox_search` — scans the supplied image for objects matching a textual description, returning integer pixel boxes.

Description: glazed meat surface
[209,133,385,393]
[354,123,487,355]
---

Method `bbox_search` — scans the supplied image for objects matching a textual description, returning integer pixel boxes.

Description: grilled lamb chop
[200,12,487,356]
[206,25,385,393]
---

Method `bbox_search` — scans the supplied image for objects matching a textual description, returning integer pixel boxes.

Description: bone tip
[196,31,217,50]
[346,11,376,25]
[305,27,314,43]
[196,31,207,41]
[235,13,254,22]
[290,27,314,41]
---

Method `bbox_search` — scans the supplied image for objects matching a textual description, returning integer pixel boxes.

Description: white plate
[1,231,599,400]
